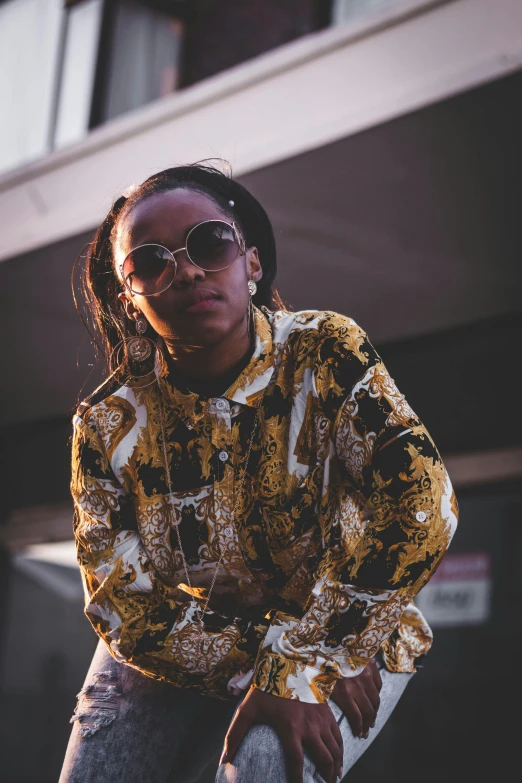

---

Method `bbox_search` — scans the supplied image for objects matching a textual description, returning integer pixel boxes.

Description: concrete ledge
[1,502,74,549]
[444,446,522,490]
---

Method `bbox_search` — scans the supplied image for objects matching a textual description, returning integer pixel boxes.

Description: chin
[175,319,232,347]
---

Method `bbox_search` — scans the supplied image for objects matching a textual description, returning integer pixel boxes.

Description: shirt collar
[224,306,274,407]
[155,306,275,426]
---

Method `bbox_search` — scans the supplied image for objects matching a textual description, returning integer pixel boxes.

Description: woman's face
[114,188,262,347]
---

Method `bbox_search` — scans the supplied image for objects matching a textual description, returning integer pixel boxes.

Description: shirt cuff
[251,649,341,704]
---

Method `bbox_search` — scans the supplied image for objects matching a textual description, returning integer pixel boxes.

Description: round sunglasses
[121,219,246,296]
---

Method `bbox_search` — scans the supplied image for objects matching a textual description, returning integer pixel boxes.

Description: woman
[61,163,458,783]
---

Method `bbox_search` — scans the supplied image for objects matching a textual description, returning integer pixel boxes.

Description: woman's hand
[330,657,382,739]
[220,687,344,783]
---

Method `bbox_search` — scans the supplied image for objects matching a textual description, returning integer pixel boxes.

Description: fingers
[339,692,364,739]
[362,660,381,729]
[355,691,376,737]
[330,683,358,735]
[282,736,304,783]
[330,718,344,763]
[369,658,383,692]
[306,737,339,783]
[331,677,378,738]
[364,676,381,715]
[220,705,253,765]
[323,725,344,782]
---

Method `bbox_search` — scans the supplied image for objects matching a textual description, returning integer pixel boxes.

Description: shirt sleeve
[251,318,458,703]
[71,412,209,684]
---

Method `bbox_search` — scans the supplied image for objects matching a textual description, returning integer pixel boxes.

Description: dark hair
[74,161,285,375]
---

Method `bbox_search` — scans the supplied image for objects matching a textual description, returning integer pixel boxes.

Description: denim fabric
[217,657,413,783]
[59,639,237,783]
[60,640,413,783]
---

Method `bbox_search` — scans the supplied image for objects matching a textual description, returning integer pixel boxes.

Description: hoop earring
[247,280,257,337]
[109,316,165,388]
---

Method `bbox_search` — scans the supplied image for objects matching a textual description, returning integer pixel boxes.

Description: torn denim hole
[70,670,121,737]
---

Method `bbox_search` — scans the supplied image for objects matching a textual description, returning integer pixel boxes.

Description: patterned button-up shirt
[71,307,458,703]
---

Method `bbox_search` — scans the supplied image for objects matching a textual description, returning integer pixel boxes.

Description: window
[0,0,331,176]
[0,0,64,173]
[332,0,411,25]
[90,0,184,127]
[0,0,184,175]
[53,0,104,149]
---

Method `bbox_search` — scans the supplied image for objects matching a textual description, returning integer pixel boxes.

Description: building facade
[0,1,521,781]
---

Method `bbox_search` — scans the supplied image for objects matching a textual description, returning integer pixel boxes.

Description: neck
[163,318,254,392]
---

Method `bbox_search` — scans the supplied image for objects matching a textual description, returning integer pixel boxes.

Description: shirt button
[224,527,234,538]
[219,451,228,462]
[215,399,227,410]
[416,511,427,522]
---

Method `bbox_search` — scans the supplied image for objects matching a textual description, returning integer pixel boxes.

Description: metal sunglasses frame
[121,219,246,297]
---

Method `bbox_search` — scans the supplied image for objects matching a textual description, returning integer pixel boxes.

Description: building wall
[180,0,331,87]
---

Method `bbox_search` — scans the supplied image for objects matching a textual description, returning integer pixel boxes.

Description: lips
[180,289,221,313]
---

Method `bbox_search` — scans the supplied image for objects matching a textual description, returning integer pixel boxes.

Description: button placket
[211,399,237,561]
[209,399,254,582]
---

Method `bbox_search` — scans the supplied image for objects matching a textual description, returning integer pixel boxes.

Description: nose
[171,248,205,287]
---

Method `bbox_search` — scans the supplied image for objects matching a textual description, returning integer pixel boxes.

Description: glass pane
[53,0,104,150]
[99,0,184,124]
[332,0,411,25]
[0,0,64,174]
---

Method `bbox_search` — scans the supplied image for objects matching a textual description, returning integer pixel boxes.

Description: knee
[70,668,122,738]
[216,725,285,783]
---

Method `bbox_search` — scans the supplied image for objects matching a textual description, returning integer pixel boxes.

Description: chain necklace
[156,381,262,658]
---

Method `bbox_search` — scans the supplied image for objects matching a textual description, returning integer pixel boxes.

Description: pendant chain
[157,382,262,657]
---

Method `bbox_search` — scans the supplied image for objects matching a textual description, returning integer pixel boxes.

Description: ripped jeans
[59,639,414,783]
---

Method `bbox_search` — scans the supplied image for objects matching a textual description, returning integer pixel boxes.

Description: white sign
[415,552,491,627]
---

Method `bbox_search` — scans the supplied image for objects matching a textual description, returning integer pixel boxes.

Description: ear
[247,247,263,282]
[117,290,141,322]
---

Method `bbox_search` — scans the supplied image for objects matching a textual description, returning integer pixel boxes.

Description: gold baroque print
[323,313,370,366]
[335,398,376,481]
[252,651,299,699]
[135,494,177,576]
[97,395,137,462]
[366,364,418,429]
[75,417,111,477]
[72,307,458,703]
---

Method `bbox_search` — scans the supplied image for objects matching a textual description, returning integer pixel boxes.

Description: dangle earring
[127,316,152,362]
[247,280,257,337]
[110,313,164,387]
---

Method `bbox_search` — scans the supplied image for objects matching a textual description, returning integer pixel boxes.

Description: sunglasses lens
[187,221,240,270]
[122,245,175,295]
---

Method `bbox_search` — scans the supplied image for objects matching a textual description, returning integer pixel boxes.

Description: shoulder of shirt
[263,308,365,346]
[74,374,127,420]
